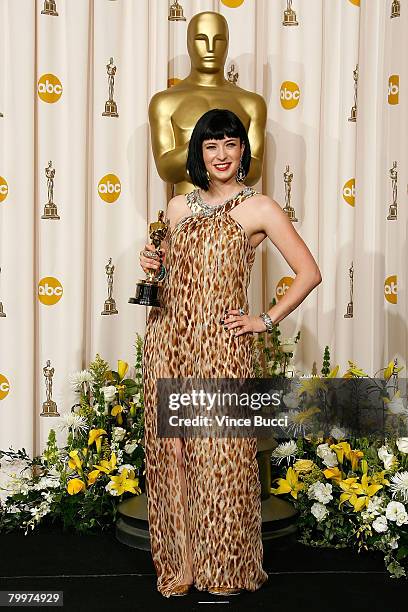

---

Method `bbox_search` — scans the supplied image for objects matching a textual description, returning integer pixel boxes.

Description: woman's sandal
[169,583,192,596]
[208,587,241,596]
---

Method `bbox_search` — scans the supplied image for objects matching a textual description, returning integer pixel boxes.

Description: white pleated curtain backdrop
[0,0,406,456]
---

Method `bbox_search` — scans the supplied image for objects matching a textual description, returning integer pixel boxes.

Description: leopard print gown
[142,186,269,597]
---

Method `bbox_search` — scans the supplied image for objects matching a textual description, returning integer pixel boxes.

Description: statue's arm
[245,94,267,185]
[148,94,189,184]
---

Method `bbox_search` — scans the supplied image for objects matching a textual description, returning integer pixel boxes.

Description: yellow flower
[108,469,140,496]
[117,384,126,401]
[118,360,129,381]
[330,442,351,464]
[67,478,86,495]
[327,365,339,378]
[349,448,364,471]
[342,361,368,378]
[271,467,304,499]
[88,428,107,453]
[383,360,404,380]
[111,404,124,425]
[293,459,315,474]
[93,452,117,475]
[339,474,382,512]
[371,470,390,486]
[298,378,327,397]
[68,449,83,472]
[323,466,343,484]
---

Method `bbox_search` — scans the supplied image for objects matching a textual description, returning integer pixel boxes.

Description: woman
[140,109,321,598]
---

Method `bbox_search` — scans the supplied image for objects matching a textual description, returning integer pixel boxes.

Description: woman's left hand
[220,309,267,336]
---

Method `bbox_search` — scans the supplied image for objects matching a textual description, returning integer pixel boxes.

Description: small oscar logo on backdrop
[391,0,400,18]
[40,360,60,416]
[348,65,358,122]
[282,164,298,222]
[344,262,354,318]
[387,161,398,220]
[227,62,239,85]
[0,266,6,317]
[283,0,299,26]
[42,161,60,219]
[41,0,58,16]
[101,258,118,315]
[168,1,186,21]
[102,58,119,117]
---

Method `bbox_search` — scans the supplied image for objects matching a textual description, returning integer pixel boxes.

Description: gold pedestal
[387,204,397,220]
[283,206,298,222]
[0,302,6,317]
[348,106,357,122]
[41,203,60,219]
[344,302,353,318]
[116,436,297,549]
[41,1,58,16]
[102,100,119,117]
[40,400,60,416]
[283,11,298,26]
[101,298,118,315]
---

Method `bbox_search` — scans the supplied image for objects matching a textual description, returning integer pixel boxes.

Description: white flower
[311,502,328,522]
[69,370,92,391]
[366,496,384,516]
[307,481,333,504]
[396,438,408,454]
[282,391,299,409]
[385,501,408,526]
[271,440,298,465]
[132,392,142,405]
[378,445,396,470]
[316,443,338,468]
[32,476,60,491]
[101,385,117,403]
[124,441,138,454]
[330,426,347,441]
[388,536,400,550]
[385,393,408,416]
[105,481,120,496]
[112,427,126,442]
[372,515,388,533]
[389,471,408,503]
[59,412,88,436]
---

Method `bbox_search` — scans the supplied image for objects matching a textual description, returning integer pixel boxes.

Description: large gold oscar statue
[116,11,296,552]
[148,11,267,194]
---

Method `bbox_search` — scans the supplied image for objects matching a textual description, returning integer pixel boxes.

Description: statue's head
[187,12,229,73]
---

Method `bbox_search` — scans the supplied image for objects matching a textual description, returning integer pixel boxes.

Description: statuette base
[102,100,119,117]
[101,298,118,315]
[40,400,60,416]
[41,203,60,219]
[129,279,163,307]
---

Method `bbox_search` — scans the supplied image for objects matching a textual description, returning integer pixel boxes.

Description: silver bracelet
[259,312,275,333]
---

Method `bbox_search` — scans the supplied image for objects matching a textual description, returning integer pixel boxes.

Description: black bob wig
[186,109,251,191]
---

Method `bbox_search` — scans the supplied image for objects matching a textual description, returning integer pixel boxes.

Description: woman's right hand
[139,243,165,274]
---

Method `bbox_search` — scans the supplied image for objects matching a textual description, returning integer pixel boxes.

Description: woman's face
[202,136,244,183]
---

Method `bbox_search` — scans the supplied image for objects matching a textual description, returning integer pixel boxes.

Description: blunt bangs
[186,109,251,191]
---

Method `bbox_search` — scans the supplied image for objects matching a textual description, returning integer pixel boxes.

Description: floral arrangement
[0,335,145,535]
[269,355,408,578]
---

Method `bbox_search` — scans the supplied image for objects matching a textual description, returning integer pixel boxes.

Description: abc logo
[348,0,360,6]
[343,178,355,207]
[384,275,397,304]
[276,276,294,301]
[0,374,10,400]
[38,276,63,305]
[167,77,182,88]
[221,0,245,6]
[280,81,300,110]
[98,174,122,203]
[388,75,399,105]
[0,176,8,203]
[38,74,63,103]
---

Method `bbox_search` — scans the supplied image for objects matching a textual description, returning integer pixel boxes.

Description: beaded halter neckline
[190,186,255,216]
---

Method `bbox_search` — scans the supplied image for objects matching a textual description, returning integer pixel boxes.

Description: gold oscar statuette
[344,262,354,318]
[387,161,398,220]
[168,0,186,21]
[0,266,6,318]
[129,210,169,307]
[41,161,60,220]
[101,258,118,315]
[283,0,299,26]
[391,0,400,18]
[282,164,298,222]
[102,57,119,118]
[41,0,58,16]
[348,65,358,122]
[40,360,60,416]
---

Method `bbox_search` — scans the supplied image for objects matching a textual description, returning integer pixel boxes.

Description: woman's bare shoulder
[251,192,283,214]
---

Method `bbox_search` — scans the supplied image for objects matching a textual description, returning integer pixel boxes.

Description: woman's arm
[257,196,322,325]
